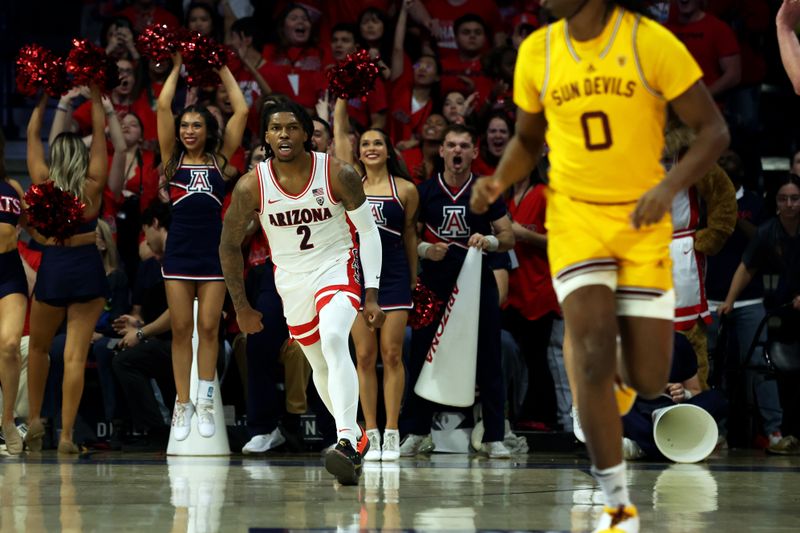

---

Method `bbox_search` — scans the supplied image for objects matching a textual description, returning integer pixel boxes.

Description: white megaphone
[652,404,718,463]
[414,247,482,407]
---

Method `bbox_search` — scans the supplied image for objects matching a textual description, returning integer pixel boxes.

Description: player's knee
[627,367,669,398]
[573,335,617,386]
[320,328,348,356]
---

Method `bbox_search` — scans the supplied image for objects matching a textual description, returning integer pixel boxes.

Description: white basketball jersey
[256,151,355,273]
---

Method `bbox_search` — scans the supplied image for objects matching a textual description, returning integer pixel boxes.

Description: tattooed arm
[330,158,385,329]
[220,170,264,334]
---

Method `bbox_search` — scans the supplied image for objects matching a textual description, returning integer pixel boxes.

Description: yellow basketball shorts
[545,188,674,319]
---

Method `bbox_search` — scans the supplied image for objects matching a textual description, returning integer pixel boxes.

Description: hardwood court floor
[0,450,798,532]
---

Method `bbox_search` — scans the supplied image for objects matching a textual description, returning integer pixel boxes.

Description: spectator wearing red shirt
[228,17,273,110]
[72,58,158,145]
[326,23,388,130]
[260,4,326,111]
[666,0,741,99]
[439,14,495,110]
[104,111,161,283]
[409,0,505,57]
[474,112,512,176]
[400,112,446,184]
[441,90,475,126]
[118,0,180,33]
[357,7,396,81]
[503,174,564,429]
[480,44,517,119]
[388,53,440,151]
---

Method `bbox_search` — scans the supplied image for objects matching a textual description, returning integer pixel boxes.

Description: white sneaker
[363,429,382,461]
[399,434,434,457]
[242,427,286,454]
[381,429,400,461]
[482,440,511,459]
[622,438,645,460]
[572,407,586,443]
[592,505,639,533]
[171,401,195,441]
[196,400,215,438]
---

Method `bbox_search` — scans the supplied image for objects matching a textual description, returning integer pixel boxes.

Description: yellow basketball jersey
[515,8,702,203]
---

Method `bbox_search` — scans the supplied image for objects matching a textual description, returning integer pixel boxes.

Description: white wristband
[417,241,433,259]
[484,235,499,252]
[683,389,693,401]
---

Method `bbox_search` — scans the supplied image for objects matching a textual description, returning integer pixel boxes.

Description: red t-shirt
[472,153,495,177]
[440,55,494,108]
[102,149,161,220]
[423,0,503,56]
[345,79,388,130]
[400,147,425,185]
[260,44,327,109]
[666,14,739,89]
[73,93,157,144]
[506,183,560,320]
[387,81,433,145]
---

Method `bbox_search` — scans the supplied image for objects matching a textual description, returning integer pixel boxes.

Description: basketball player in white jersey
[220,100,384,486]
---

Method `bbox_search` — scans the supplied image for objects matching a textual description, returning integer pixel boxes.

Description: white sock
[197,380,215,405]
[319,292,360,448]
[591,462,630,508]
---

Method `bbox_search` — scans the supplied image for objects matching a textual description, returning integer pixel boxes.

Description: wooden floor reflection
[0,450,798,532]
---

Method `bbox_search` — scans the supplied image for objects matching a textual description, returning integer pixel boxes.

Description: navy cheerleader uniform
[365,175,412,311]
[34,217,109,307]
[162,154,226,281]
[0,180,26,299]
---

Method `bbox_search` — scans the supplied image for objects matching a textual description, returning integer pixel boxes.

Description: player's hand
[630,182,673,229]
[362,300,385,331]
[236,305,264,334]
[470,176,503,214]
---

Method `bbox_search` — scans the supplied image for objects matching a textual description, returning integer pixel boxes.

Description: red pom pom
[178,30,228,87]
[408,281,443,330]
[66,38,120,93]
[326,49,381,100]
[16,44,68,97]
[136,23,176,64]
[24,182,86,244]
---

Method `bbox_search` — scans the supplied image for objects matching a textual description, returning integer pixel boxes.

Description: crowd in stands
[0,0,798,458]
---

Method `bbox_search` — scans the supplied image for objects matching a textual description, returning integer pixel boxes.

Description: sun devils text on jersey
[515,7,702,204]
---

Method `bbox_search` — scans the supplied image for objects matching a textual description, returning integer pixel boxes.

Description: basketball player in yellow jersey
[471,1,729,531]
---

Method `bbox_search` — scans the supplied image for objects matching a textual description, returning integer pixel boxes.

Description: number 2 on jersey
[297,225,314,250]
[580,111,612,150]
